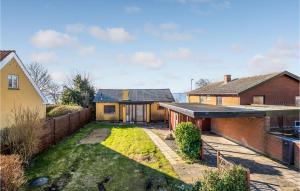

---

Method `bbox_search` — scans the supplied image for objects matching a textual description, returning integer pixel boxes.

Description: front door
[136,104,144,122]
[126,104,146,123]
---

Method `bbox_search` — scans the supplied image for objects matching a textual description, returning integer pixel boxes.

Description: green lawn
[24,122,188,191]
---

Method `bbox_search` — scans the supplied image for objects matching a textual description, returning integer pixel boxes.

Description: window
[216,96,222,105]
[104,105,115,114]
[207,96,211,101]
[253,96,265,104]
[200,96,206,103]
[296,96,300,106]
[8,75,19,89]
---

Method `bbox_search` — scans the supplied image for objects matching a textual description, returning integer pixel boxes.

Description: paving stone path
[202,133,300,191]
[143,128,214,184]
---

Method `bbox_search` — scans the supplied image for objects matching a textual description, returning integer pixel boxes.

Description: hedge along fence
[38,108,91,151]
[201,140,250,190]
[217,150,250,191]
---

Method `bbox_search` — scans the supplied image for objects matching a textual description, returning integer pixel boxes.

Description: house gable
[0,52,47,103]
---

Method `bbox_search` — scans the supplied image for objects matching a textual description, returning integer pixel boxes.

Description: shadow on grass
[24,122,189,191]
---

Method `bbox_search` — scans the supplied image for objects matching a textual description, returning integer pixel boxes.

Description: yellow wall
[188,95,200,103]
[0,58,46,128]
[222,96,240,105]
[96,102,120,121]
[150,102,165,121]
[188,95,240,106]
[95,102,169,122]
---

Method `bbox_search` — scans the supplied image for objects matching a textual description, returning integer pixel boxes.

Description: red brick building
[188,71,300,106]
[160,102,300,168]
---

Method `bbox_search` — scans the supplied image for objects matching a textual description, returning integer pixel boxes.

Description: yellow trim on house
[96,102,120,121]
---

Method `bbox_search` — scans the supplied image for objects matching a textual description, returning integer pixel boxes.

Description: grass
[23,122,188,191]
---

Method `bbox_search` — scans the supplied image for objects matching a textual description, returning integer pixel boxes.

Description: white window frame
[207,95,211,101]
[8,74,19,89]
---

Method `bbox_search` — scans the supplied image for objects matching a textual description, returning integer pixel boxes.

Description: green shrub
[46,104,58,113]
[197,165,248,191]
[47,105,82,117]
[175,122,201,160]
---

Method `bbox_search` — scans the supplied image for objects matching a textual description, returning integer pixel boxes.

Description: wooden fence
[202,140,251,190]
[38,108,91,152]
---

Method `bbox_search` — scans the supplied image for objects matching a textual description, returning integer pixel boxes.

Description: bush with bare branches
[2,107,43,163]
[0,154,25,191]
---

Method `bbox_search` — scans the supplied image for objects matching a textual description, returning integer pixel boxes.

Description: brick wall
[240,75,300,106]
[39,108,91,152]
[265,134,283,161]
[294,142,300,169]
[211,117,266,152]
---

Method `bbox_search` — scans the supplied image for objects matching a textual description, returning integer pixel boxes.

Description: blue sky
[1,0,299,92]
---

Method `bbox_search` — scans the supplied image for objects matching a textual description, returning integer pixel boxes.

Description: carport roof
[159,103,266,118]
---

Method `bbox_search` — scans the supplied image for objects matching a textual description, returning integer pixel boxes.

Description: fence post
[78,111,81,128]
[53,118,56,144]
[217,151,220,168]
[200,140,205,160]
[246,169,250,191]
[68,113,71,133]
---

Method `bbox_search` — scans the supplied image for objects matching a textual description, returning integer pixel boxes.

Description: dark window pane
[104,105,115,114]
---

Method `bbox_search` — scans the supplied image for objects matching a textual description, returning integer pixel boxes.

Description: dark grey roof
[189,71,300,95]
[159,103,266,118]
[94,89,175,103]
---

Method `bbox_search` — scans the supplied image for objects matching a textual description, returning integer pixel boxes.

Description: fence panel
[39,119,55,151]
[70,111,81,133]
[54,115,69,143]
[39,108,91,152]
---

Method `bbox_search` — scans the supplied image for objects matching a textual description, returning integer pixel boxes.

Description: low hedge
[47,105,82,117]
[175,122,201,160]
[193,165,248,191]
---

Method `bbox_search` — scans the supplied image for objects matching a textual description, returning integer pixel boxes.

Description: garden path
[143,128,214,184]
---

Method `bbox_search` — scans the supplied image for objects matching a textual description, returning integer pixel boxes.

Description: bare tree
[26,62,61,103]
[27,63,51,93]
[48,83,61,104]
[195,78,211,88]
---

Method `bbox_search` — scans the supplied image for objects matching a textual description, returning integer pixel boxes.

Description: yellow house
[0,50,47,128]
[93,89,174,123]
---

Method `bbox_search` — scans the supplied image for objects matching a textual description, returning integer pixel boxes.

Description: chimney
[224,74,231,84]
[122,89,129,100]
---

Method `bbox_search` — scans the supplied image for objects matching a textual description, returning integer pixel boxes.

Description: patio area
[202,133,300,191]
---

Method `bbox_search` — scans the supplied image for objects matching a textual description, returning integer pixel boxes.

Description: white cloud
[163,47,220,63]
[160,22,178,30]
[118,52,163,69]
[231,43,244,54]
[78,45,96,56]
[89,26,134,43]
[248,40,299,74]
[30,52,56,63]
[124,5,141,14]
[30,29,76,48]
[144,23,192,41]
[164,47,192,60]
[65,23,85,33]
[51,71,67,84]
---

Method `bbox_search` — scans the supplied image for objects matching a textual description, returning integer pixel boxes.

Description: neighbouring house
[188,71,300,106]
[0,50,47,128]
[160,102,300,168]
[93,89,174,123]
